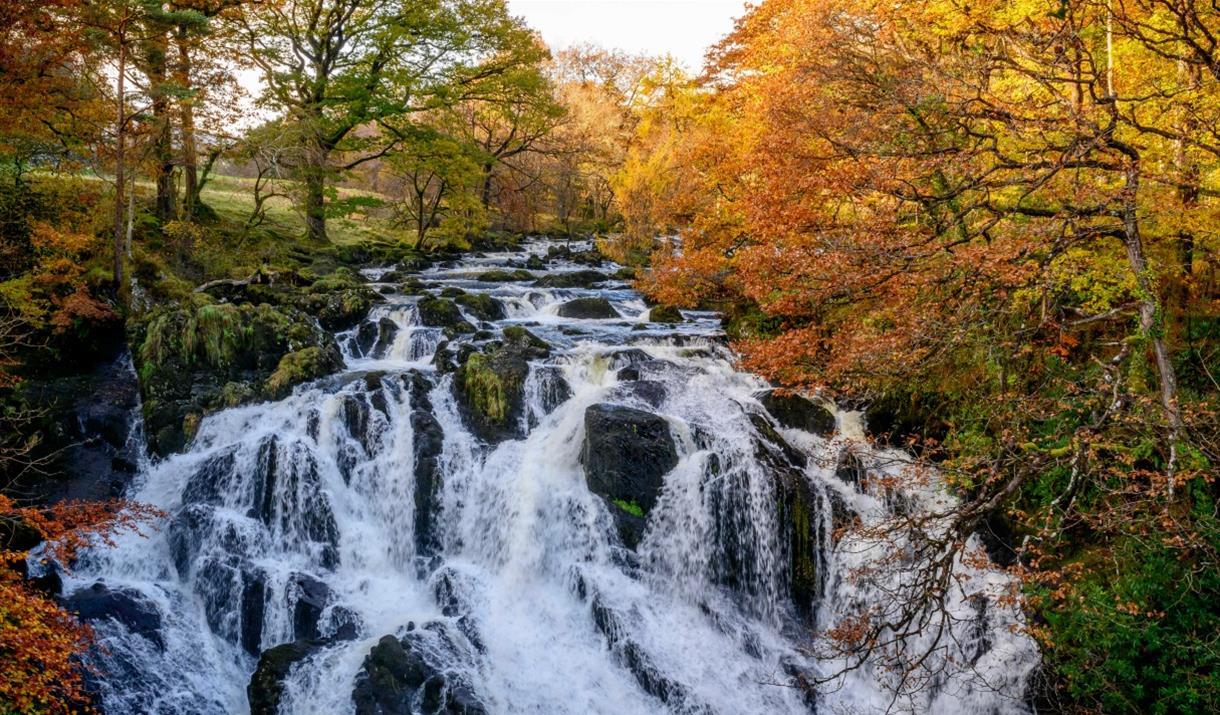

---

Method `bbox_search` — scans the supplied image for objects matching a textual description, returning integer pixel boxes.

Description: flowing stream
[61,239,1039,714]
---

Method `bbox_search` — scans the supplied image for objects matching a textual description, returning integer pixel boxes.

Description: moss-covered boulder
[476,269,534,282]
[556,297,620,320]
[454,293,506,321]
[532,270,610,289]
[452,328,550,443]
[301,287,380,332]
[132,299,342,456]
[648,305,684,323]
[416,297,474,335]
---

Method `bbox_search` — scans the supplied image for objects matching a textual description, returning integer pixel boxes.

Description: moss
[182,412,202,444]
[460,352,509,423]
[265,347,338,399]
[454,293,505,321]
[476,269,534,282]
[219,381,256,407]
[612,498,646,518]
[501,326,550,354]
[649,305,684,323]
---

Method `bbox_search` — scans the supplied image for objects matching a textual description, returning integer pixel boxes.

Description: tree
[635,0,1220,709]
[383,128,483,249]
[237,0,544,242]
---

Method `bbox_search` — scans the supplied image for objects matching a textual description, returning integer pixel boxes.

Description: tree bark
[1120,160,1183,495]
[303,153,328,242]
[113,29,127,292]
[177,28,199,219]
[147,30,176,222]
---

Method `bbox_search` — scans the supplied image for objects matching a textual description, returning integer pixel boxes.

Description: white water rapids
[60,239,1039,714]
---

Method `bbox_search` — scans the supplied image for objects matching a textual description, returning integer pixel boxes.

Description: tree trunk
[1121,161,1183,495]
[303,154,328,242]
[177,28,199,219]
[113,33,127,293]
[148,31,176,222]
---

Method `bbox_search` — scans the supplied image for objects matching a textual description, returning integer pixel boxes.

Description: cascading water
[62,239,1040,714]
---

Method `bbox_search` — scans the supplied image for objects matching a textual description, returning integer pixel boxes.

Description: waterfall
[62,239,1039,714]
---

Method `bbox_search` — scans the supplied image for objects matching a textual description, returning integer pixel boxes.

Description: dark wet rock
[290,573,331,641]
[407,372,445,556]
[648,305,684,323]
[524,255,546,270]
[758,389,836,437]
[863,393,950,451]
[354,317,399,358]
[835,448,867,488]
[587,591,706,711]
[582,404,678,548]
[439,287,466,298]
[532,270,611,289]
[609,380,666,409]
[454,293,507,321]
[249,640,317,715]
[748,413,808,470]
[452,328,549,444]
[67,581,164,649]
[738,415,833,621]
[133,301,342,457]
[241,571,267,655]
[476,269,534,282]
[614,267,637,280]
[379,270,404,283]
[527,366,573,426]
[351,634,486,715]
[616,366,640,381]
[557,297,620,320]
[400,278,428,295]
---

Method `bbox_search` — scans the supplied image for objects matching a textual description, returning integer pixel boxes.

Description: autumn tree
[637,0,1220,710]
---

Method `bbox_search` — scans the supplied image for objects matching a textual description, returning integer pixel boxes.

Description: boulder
[352,633,486,715]
[454,293,506,321]
[452,329,550,444]
[581,404,678,548]
[648,305,684,323]
[66,581,163,649]
[557,297,620,320]
[524,255,546,270]
[475,269,534,282]
[300,283,380,329]
[758,389,836,437]
[133,301,343,457]
[416,297,475,335]
[532,270,611,289]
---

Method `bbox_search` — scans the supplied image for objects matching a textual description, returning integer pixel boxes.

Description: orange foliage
[0,494,161,714]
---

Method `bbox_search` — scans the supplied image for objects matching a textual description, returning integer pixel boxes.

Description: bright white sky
[507,0,750,72]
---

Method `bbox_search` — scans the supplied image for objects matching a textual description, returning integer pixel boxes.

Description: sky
[506,0,750,72]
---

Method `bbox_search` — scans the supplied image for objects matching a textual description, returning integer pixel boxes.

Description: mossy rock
[648,305,684,323]
[451,330,549,443]
[265,347,343,399]
[455,293,506,321]
[416,297,474,334]
[131,301,341,457]
[300,286,381,331]
[476,269,534,282]
[532,270,610,289]
[557,297,620,320]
